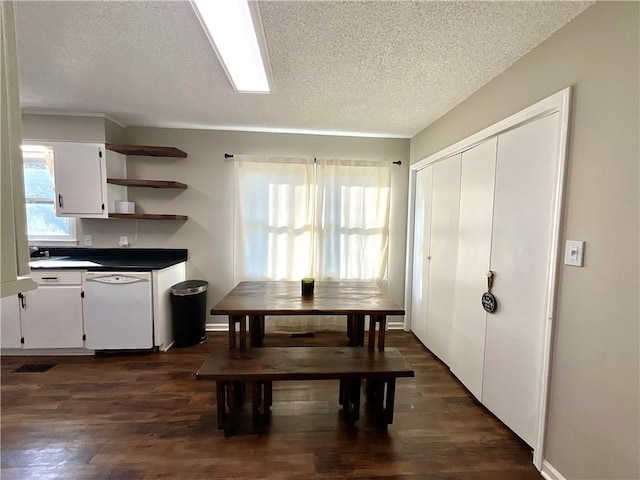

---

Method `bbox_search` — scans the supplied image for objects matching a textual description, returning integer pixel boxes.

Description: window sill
[29,240,79,247]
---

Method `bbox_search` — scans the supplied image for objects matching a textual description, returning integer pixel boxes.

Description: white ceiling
[14,1,592,138]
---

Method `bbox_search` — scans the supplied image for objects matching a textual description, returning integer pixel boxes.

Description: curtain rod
[224,153,401,165]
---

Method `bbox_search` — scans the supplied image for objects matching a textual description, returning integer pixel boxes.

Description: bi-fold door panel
[424,155,461,365]
[482,112,561,447]
[410,165,433,347]
[449,138,497,400]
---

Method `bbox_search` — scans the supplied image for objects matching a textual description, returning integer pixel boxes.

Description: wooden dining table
[210,280,405,350]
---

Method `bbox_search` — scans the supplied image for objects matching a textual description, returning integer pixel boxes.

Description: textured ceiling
[14,1,592,138]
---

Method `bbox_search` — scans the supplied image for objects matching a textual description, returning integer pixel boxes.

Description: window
[233,156,390,284]
[21,145,77,244]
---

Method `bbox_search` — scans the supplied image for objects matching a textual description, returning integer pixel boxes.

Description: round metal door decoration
[481,292,497,313]
[482,270,497,313]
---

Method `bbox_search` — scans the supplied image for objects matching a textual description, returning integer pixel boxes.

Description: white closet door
[425,154,461,364]
[482,112,560,447]
[410,165,433,346]
[450,138,497,398]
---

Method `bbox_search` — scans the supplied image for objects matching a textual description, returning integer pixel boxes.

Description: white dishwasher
[83,271,153,350]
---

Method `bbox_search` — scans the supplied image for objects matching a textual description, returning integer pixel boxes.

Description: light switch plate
[564,240,585,267]
[83,234,93,247]
[118,235,129,247]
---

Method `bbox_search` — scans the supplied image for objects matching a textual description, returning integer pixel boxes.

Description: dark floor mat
[14,363,56,373]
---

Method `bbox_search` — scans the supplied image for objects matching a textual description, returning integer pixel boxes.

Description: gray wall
[410,3,639,479]
[80,128,410,328]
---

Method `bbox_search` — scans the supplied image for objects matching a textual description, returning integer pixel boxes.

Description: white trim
[1,277,38,297]
[405,87,572,469]
[541,460,568,480]
[403,166,417,332]
[534,88,572,469]
[21,110,128,128]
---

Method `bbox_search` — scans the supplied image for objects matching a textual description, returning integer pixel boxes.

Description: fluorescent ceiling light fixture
[191,0,271,93]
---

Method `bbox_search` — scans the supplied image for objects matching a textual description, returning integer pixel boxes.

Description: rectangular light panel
[191,0,271,93]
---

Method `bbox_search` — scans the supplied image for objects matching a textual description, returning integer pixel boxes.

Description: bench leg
[216,381,226,429]
[224,381,239,437]
[252,381,262,426]
[341,379,352,423]
[383,378,396,425]
[339,379,361,423]
[351,379,361,421]
[264,381,272,423]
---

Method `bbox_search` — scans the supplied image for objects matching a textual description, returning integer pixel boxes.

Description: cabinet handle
[58,194,64,208]
[18,293,26,308]
[41,276,59,280]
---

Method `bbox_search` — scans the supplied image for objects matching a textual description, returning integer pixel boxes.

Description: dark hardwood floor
[1,331,543,480]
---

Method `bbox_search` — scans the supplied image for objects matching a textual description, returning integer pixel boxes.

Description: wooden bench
[196,347,415,436]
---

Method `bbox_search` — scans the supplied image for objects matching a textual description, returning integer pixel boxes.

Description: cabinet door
[449,138,497,399]
[410,165,433,346]
[482,113,561,447]
[53,143,107,217]
[424,154,461,365]
[1,295,23,348]
[21,286,84,348]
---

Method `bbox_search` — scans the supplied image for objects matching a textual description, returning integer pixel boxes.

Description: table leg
[377,316,387,351]
[249,315,264,347]
[347,315,353,344]
[239,315,247,349]
[228,316,237,348]
[260,315,265,342]
[368,316,377,350]
[354,315,365,346]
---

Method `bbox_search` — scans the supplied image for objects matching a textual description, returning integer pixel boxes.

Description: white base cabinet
[21,271,84,349]
[1,295,23,348]
[1,263,187,354]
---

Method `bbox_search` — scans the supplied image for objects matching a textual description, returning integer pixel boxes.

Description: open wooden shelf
[109,213,188,221]
[107,178,187,189]
[105,144,187,158]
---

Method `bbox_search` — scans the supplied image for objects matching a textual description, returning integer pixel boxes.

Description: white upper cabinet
[52,142,108,218]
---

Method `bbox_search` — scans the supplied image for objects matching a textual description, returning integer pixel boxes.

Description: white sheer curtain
[233,155,390,332]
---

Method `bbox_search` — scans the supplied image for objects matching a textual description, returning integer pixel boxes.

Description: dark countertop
[29,248,188,272]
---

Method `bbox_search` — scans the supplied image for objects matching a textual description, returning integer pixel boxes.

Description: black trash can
[171,280,208,348]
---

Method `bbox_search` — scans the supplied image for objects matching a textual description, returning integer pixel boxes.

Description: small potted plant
[301,277,315,297]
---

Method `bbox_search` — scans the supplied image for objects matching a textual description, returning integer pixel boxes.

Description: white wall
[410,3,639,479]
[77,128,409,328]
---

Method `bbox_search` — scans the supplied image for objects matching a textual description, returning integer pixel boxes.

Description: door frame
[404,87,571,469]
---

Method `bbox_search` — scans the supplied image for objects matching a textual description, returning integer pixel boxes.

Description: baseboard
[0,347,93,356]
[541,460,567,480]
[207,321,407,332]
